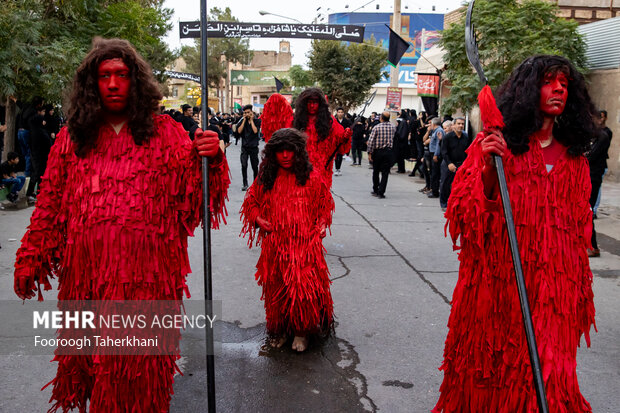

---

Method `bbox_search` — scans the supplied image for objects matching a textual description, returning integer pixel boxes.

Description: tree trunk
[3,97,17,162]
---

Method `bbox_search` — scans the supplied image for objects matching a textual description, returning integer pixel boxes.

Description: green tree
[1,0,175,157]
[440,0,586,115]
[288,65,313,88]
[308,38,387,112]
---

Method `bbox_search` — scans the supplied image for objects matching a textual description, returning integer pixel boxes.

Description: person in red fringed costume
[433,55,597,412]
[292,88,351,189]
[260,93,294,143]
[13,38,230,412]
[240,128,334,352]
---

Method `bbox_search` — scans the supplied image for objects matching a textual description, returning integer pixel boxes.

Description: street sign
[385,87,402,112]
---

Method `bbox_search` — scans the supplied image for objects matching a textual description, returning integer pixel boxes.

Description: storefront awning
[414,45,446,74]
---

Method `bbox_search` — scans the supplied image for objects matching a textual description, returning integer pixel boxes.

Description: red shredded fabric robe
[304,117,348,189]
[240,170,334,336]
[14,115,230,412]
[433,134,595,413]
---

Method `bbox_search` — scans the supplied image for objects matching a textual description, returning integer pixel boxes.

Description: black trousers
[412,141,425,177]
[394,144,407,173]
[423,151,433,189]
[335,153,343,170]
[429,155,441,196]
[26,154,48,196]
[372,147,393,196]
[351,141,364,164]
[590,177,601,250]
[241,146,259,186]
[440,163,455,208]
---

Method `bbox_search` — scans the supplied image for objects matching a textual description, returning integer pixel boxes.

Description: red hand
[14,268,37,300]
[480,129,506,166]
[479,129,506,200]
[256,216,273,233]
[194,129,221,158]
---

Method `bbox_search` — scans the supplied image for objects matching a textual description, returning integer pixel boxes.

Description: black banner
[164,71,200,83]
[180,21,365,43]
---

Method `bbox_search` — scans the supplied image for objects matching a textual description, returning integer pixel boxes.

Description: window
[172,87,178,98]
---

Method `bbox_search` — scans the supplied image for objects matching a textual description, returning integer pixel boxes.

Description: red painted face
[98,58,131,113]
[539,72,568,117]
[307,98,319,115]
[276,149,294,169]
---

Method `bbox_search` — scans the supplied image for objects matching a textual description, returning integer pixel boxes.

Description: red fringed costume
[261,93,294,143]
[305,117,348,189]
[433,134,595,412]
[240,170,334,336]
[14,115,229,412]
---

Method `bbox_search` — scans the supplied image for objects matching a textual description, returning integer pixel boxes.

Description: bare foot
[291,336,308,352]
[269,335,287,348]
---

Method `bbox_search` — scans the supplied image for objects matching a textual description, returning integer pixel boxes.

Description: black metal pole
[200,0,216,412]
[494,155,549,413]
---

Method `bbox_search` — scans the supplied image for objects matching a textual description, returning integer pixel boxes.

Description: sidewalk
[595,180,620,239]
[589,180,620,275]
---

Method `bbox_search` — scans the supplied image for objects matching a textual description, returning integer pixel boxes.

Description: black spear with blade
[465,1,549,411]
[199,0,216,411]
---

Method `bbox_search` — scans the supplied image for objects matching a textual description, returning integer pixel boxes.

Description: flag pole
[200,0,216,411]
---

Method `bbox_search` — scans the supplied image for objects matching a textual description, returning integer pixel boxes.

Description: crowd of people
[3,96,612,227]
[1,98,62,205]
[300,107,471,209]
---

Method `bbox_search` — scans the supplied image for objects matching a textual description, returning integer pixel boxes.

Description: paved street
[1,141,619,412]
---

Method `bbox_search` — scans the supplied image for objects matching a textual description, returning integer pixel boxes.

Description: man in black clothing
[350,116,367,166]
[367,112,396,198]
[587,112,612,257]
[334,107,351,175]
[44,105,61,141]
[410,111,428,178]
[592,110,613,219]
[1,152,26,203]
[369,112,380,130]
[439,118,469,210]
[180,104,199,140]
[237,104,261,190]
[25,106,52,202]
[438,117,469,208]
[220,113,232,147]
[599,110,612,141]
[17,97,44,176]
[394,110,410,173]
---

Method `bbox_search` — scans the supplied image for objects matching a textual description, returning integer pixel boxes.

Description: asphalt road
[1,141,618,412]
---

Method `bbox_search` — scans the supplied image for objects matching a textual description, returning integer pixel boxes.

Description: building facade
[328,11,445,115]
[229,41,292,113]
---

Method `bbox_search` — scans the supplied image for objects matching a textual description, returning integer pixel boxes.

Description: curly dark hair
[257,128,313,191]
[496,54,597,157]
[66,37,163,157]
[293,87,333,142]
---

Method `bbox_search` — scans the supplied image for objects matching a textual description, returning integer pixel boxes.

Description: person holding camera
[237,104,261,190]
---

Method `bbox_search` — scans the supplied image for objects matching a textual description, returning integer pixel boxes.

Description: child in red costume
[13,38,230,412]
[433,55,597,412]
[240,128,334,352]
[293,88,352,189]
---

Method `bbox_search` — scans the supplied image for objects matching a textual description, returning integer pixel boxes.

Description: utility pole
[389,0,401,123]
